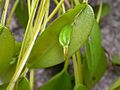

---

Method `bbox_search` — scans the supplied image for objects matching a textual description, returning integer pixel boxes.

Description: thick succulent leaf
[27,4,94,68]
[15,0,28,28]
[94,3,110,18]
[0,25,15,79]
[112,54,120,65]
[109,77,120,90]
[0,41,21,82]
[69,5,94,56]
[74,84,88,90]
[84,21,107,88]
[39,71,72,90]
[14,77,30,90]
[85,21,102,76]
[0,61,16,83]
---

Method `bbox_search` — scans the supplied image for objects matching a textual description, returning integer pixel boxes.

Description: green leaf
[13,41,21,57]
[0,25,15,79]
[14,77,30,90]
[0,41,21,83]
[0,77,30,90]
[27,4,94,68]
[84,21,107,88]
[39,71,72,90]
[94,3,110,18]
[74,84,88,90]
[15,0,28,28]
[109,77,120,90]
[0,60,16,83]
[112,54,120,65]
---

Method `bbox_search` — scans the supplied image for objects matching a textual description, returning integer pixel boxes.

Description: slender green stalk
[54,0,58,4]
[20,67,29,77]
[1,0,9,25]
[63,46,70,72]
[30,69,34,90]
[97,0,103,22]
[72,54,80,85]
[33,0,45,30]
[31,0,34,12]
[47,0,64,22]
[27,1,35,90]
[83,0,88,3]
[16,0,39,67]
[31,0,46,36]
[6,0,46,89]
[62,3,66,14]
[70,0,74,8]
[6,0,19,26]
[74,0,80,5]
[76,51,83,84]
[27,0,31,16]
[41,0,50,33]
[54,0,65,16]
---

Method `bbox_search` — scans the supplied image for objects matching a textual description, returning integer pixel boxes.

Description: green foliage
[14,77,30,90]
[74,84,88,90]
[0,77,30,90]
[15,0,28,28]
[84,21,107,88]
[0,24,15,80]
[0,0,111,89]
[94,3,110,18]
[39,71,72,90]
[59,25,72,47]
[27,4,94,69]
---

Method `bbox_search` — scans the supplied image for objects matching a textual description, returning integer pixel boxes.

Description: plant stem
[27,1,35,90]
[83,0,88,3]
[31,0,34,10]
[54,0,58,4]
[30,69,34,90]
[47,0,64,22]
[72,54,80,85]
[41,1,50,33]
[16,0,39,67]
[6,0,19,27]
[6,0,46,89]
[76,51,83,84]
[97,0,103,22]
[1,0,9,25]
[74,0,80,5]
[63,46,70,72]
[62,3,66,13]
[27,0,31,16]
[20,67,28,77]
[70,0,74,8]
